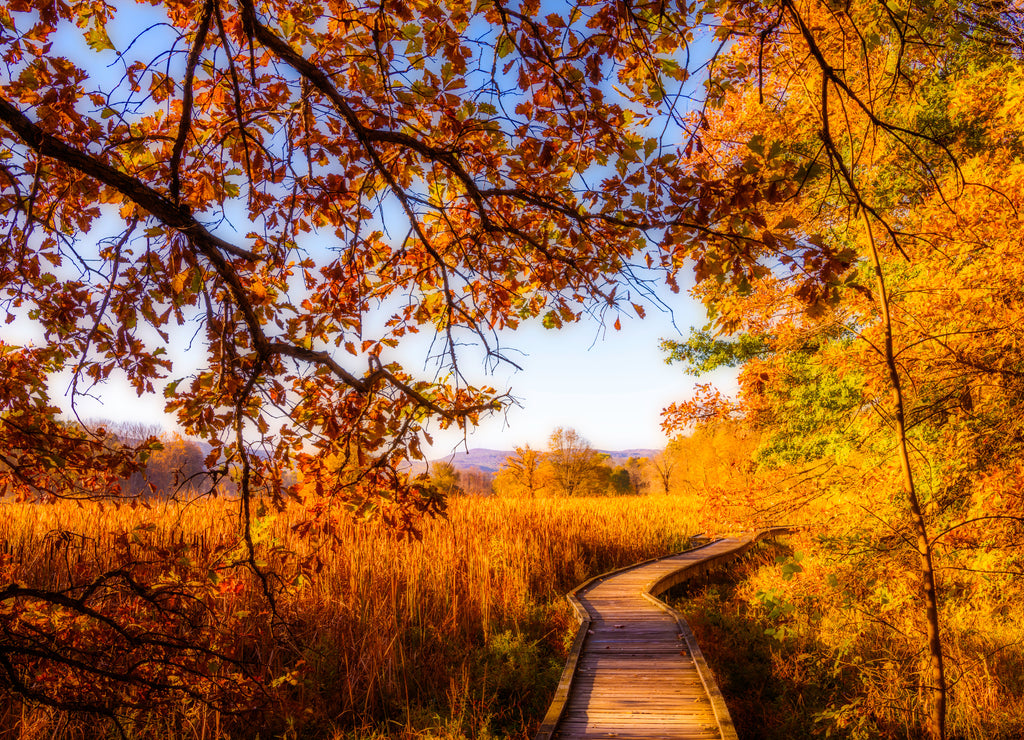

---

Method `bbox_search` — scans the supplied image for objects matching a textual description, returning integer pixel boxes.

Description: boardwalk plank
[540,537,764,740]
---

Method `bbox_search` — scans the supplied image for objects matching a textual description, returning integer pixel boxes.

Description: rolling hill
[427,447,661,473]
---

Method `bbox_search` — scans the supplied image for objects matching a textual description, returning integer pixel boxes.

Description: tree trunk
[863,210,947,740]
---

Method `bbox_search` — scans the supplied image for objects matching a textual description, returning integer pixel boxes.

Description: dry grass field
[0,494,700,739]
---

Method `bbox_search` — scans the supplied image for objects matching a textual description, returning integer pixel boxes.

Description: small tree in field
[624,456,648,496]
[494,445,546,498]
[545,427,604,497]
[647,450,677,496]
[428,461,464,498]
[607,467,633,495]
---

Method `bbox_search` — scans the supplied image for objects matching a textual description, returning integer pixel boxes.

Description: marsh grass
[0,494,697,739]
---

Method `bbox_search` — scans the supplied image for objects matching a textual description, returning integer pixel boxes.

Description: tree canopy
[658,2,1023,737]
[0,0,759,519]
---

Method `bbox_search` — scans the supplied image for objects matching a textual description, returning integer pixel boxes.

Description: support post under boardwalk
[537,533,790,740]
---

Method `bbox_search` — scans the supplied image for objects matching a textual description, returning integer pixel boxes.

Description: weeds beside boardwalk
[0,495,696,739]
[669,536,1024,740]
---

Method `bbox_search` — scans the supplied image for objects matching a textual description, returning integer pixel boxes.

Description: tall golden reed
[0,494,698,739]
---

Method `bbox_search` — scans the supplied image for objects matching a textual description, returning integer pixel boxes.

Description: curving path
[536,533,789,740]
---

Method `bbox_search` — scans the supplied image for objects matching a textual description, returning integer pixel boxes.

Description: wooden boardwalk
[537,534,786,740]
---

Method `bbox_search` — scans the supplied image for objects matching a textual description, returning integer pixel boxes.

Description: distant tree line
[442,427,646,498]
[100,421,213,499]
[406,424,758,501]
[107,418,748,503]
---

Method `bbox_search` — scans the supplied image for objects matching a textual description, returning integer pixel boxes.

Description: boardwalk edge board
[535,527,795,740]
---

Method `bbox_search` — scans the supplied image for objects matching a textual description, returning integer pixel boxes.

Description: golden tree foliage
[493,444,547,498]
[543,427,605,497]
[492,429,637,497]
[661,1,1024,737]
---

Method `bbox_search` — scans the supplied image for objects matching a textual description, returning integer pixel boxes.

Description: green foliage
[468,629,562,734]
[429,461,464,497]
[752,347,866,467]
[661,328,768,376]
[607,467,632,495]
[779,552,805,581]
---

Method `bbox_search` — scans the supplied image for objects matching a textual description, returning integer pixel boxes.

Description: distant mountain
[426,447,662,473]
[423,448,513,473]
[599,449,663,465]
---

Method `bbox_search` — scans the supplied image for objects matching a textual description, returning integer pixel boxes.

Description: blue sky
[419,287,736,454]
[28,275,731,454]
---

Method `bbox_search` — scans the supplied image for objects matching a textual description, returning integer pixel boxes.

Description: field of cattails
[0,494,699,739]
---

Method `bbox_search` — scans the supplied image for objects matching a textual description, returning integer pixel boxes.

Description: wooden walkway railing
[536,530,791,740]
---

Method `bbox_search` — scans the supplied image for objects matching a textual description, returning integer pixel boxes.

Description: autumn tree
[428,460,464,498]
[493,444,546,498]
[647,449,677,496]
[544,427,605,497]
[659,2,1024,737]
[606,466,632,495]
[1,0,765,723]
[623,456,647,495]
[122,432,208,497]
